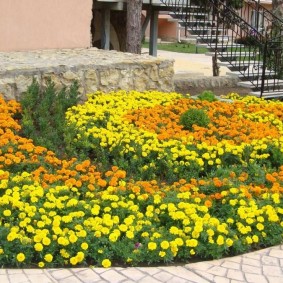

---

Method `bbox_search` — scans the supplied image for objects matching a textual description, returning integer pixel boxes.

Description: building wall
[0,0,93,52]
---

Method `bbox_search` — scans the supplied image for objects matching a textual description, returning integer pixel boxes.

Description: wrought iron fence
[160,0,283,97]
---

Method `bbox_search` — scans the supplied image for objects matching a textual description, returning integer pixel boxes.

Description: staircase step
[218,61,262,67]
[238,79,283,89]
[250,91,283,98]
[170,12,207,17]
[206,52,257,57]
[196,43,244,49]
[226,71,276,81]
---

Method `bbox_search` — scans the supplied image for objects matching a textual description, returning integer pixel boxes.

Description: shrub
[179,108,210,131]
[20,78,80,157]
[197,90,218,102]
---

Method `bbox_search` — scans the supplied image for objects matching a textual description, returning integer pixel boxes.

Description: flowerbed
[0,91,282,268]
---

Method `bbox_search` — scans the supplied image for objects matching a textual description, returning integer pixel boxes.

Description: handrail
[160,0,283,97]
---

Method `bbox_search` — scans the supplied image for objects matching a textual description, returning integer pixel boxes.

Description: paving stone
[221,261,241,270]
[0,275,10,283]
[262,265,283,276]
[7,270,25,274]
[241,264,262,274]
[24,269,45,275]
[138,276,162,283]
[242,257,261,267]
[26,274,56,283]
[206,266,227,276]
[166,266,211,282]
[72,269,102,282]
[100,269,127,283]
[185,262,214,271]
[267,276,283,283]
[213,276,230,283]
[153,271,174,281]
[8,273,29,283]
[137,267,161,276]
[164,276,188,283]
[225,257,242,264]
[261,255,280,266]
[120,268,145,281]
[193,270,215,281]
[226,269,245,281]
[49,269,73,280]
[0,270,7,275]
[91,268,108,275]
[245,273,268,283]
[269,249,283,259]
[59,275,84,283]
[245,254,262,261]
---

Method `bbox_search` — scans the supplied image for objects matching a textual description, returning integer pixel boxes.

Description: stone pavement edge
[0,244,282,283]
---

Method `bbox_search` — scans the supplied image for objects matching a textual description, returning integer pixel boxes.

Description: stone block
[0,78,16,100]
[100,69,120,86]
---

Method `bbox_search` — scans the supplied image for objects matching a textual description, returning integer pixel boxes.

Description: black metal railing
[160,0,283,97]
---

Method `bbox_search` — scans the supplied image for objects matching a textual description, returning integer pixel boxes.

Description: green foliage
[197,90,218,102]
[20,78,80,157]
[179,108,210,131]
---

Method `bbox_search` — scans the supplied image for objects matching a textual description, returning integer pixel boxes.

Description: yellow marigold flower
[207,229,214,237]
[226,238,234,247]
[16,253,25,262]
[175,238,184,246]
[42,237,51,246]
[169,226,179,235]
[160,240,170,249]
[34,243,43,252]
[252,235,259,243]
[102,259,112,268]
[126,231,134,239]
[246,236,253,244]
[216,235,224,245]
[148,242,157,250]
[229,199,238,206]
[76,251,85,262]
[3,209,12,217]
[69,234,78,243]
[159,251,166,257]
[186,239,198,247]
[81,242,89,250]
[119,224,128,232]
[70,257,78,266]
[38,261,45,268]
[44,254,53,263]
[256,223,264,231]
[141,232,149,237]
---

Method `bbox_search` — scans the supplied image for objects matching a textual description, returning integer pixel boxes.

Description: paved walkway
[1,244,282,283]
[142,48,230,77]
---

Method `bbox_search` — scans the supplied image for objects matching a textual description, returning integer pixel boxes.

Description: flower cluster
[66,91,283,182]
[0,92,282,268]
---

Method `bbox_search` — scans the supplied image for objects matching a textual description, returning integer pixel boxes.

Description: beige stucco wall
[0,0,93,52]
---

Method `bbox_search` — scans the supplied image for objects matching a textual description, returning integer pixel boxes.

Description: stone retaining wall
[0,48,174,101]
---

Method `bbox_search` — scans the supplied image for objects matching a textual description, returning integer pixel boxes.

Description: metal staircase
[160,0,283,98]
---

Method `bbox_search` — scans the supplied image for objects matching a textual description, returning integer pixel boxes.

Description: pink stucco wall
[0,0,93,52]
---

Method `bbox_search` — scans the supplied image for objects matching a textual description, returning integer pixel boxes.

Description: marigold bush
[0,91,282,268]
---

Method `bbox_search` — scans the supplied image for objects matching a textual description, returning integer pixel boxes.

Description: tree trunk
[126,0,143,54]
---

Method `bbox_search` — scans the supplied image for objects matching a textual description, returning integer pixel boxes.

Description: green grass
[142,42,208,54]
